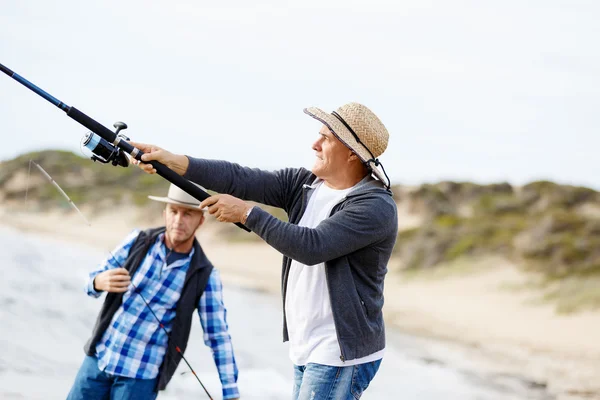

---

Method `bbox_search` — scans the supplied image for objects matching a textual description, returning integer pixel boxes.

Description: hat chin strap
[331,111,391,189]
[366,158,391,189]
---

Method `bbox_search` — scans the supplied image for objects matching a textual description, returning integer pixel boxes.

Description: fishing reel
[82,122,130,167]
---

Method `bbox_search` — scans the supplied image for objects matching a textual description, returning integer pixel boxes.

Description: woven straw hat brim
[304,107,388,184]
[147,195,208,211]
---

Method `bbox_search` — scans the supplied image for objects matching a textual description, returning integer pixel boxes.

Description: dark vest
[84,227,214,391]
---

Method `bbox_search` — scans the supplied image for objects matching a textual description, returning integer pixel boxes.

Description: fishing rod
[0,62,250,232]
[26,160,91,226]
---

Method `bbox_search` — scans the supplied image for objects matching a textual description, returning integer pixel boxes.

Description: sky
[1,0,598,189]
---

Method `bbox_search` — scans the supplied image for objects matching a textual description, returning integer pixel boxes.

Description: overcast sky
[1,0,598,188]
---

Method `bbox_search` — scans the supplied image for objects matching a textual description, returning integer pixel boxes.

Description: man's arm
[85,229,140,298]
[128,141,311,210]
[198,269,240,400]
[184,157,310,210]
[246,195,398,265]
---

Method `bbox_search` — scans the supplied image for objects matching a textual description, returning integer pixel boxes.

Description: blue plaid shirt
[86,229,240,399]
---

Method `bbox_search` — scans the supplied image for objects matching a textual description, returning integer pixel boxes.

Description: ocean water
[0,226,553,400]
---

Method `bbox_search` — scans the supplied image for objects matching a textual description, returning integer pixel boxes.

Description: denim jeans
[292,360,382,400]
[66,355,158,400]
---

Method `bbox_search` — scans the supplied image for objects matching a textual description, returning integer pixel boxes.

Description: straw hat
[304,102,390,186]
[148,183,208,211]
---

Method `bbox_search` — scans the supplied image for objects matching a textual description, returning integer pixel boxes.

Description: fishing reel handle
[83,121,130,167]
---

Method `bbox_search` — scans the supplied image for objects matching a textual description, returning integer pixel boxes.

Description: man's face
[311,125,352,180]
[164,203,204,245]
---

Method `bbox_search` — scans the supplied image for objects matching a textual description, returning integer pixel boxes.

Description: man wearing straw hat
[67,184,240,400]
[132,102,398,399]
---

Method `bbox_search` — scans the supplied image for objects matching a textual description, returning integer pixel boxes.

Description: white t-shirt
[285,181,385,367]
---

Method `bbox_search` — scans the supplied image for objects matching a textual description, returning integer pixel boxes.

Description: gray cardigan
[184,158,398,361]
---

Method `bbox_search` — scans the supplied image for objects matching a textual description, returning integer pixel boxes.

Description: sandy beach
[1,205,599,399]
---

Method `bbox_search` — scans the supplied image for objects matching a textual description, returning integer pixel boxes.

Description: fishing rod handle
[149,160,251,232]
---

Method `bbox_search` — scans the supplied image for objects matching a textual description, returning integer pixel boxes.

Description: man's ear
[196,211,206,229]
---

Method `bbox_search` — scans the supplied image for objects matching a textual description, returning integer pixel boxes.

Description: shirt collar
[155,232,195,269]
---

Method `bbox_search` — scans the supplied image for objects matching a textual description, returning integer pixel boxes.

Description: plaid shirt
[86,229,240,399]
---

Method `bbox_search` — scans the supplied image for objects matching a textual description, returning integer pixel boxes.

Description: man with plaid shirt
[67,183,240,400]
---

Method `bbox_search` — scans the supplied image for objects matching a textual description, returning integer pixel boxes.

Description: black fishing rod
[0,62,250,232]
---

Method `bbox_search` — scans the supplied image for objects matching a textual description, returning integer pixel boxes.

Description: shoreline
[2,207,599,399]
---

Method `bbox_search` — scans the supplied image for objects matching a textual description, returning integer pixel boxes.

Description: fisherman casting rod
[0,62,250,232]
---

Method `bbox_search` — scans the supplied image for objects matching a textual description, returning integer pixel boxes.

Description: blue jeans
[66,355,158,400]
[293,360,382,400]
